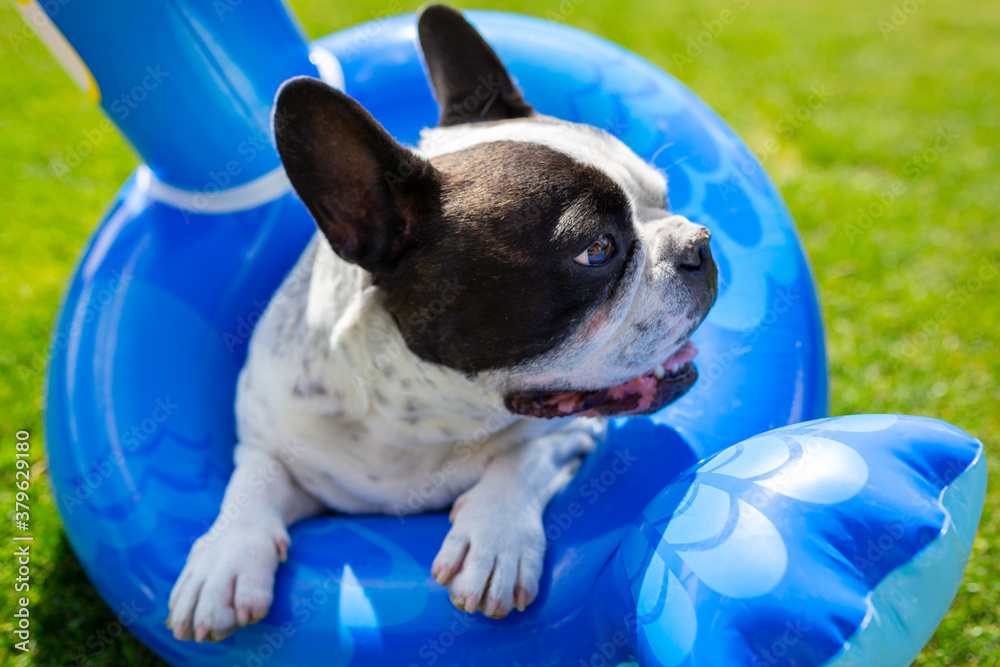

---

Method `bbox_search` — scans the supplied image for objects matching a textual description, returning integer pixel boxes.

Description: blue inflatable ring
[39,5,986,667]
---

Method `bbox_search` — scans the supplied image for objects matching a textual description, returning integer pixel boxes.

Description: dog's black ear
[274,77,440,276]
[418,4,534,127]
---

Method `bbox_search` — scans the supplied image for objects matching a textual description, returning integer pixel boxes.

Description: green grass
[1,0,997,664]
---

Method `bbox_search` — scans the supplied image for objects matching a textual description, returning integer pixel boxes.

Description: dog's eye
[573,235,616,266]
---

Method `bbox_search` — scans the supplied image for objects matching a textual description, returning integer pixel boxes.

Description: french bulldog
[166,3,717,642]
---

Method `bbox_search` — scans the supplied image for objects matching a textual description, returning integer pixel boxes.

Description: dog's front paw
[166,523,290,642]
[431,493,546,618]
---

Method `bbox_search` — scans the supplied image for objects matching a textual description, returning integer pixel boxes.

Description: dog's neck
[302,239,519,446]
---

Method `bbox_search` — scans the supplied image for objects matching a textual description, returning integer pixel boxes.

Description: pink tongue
[664,340,698,368]
[504,339,701,418]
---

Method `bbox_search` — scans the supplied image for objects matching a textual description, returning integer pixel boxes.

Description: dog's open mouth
[504,340,699,418]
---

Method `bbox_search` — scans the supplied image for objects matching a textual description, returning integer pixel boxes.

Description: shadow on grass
[34,532,167,667]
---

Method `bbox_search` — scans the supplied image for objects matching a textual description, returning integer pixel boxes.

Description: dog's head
[274,4,717,419]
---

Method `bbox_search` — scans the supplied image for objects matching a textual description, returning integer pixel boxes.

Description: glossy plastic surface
[600,414,986,667]
[39,6,984,667]
[41,0,315,189]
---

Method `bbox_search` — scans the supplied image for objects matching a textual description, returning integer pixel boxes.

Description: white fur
[419,117,668,210]
[167,118,706,641]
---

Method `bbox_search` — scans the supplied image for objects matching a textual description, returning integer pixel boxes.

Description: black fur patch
[418,5,534,127]
[381,141,634,373]
[274,77,440,276]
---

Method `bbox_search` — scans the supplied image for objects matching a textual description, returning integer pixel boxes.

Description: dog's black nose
[679,235,712,272]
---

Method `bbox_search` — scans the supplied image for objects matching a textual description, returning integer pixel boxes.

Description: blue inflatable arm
[597,415,986,667]
[12,0,316,189]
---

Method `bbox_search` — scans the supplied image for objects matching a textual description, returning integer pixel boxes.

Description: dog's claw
[167,526,286,642]
[484,596,509,618]
[275,534,290,562]
[435,493,545,618]
[513,582,535,612]
[448,494,469,522]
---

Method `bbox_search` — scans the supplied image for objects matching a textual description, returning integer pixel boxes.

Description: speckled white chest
[234,236,584,515]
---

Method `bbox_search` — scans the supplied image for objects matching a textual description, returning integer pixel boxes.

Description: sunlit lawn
[1,0,997,664]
